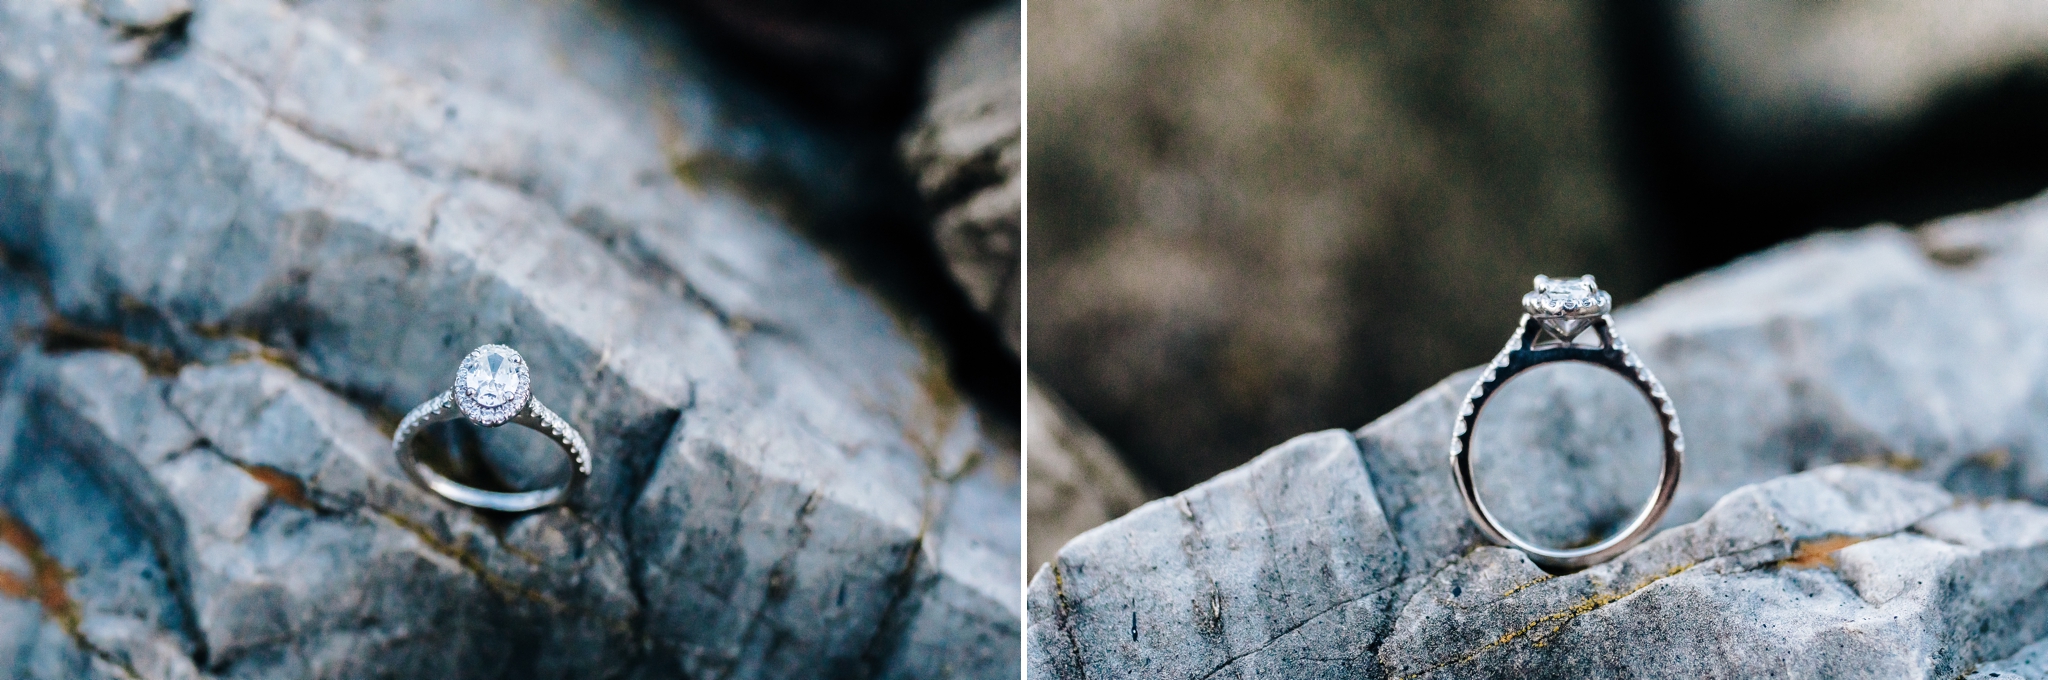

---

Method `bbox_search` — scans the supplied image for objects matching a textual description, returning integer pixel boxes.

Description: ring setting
[1449,275,1684,569]
[393,344,590,511]
[454,344,532,427]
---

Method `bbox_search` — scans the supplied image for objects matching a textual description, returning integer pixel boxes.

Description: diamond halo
[453,344,531,427]
[1521,274,1611,342]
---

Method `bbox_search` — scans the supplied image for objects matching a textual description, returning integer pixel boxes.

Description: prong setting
[1521,274,1612,343]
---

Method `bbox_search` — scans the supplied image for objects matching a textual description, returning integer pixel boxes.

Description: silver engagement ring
[392,344,590,511]
[1449,275,1683,568]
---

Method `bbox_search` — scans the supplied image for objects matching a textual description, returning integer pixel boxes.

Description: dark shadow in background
[643,0,1019,424]
[1601,0,2048,281]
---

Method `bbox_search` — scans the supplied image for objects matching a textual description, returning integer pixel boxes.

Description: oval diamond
[453,344,531,426]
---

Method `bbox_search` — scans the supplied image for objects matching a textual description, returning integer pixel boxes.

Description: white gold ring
[1449,275,1683,569]
[392,344,590,511]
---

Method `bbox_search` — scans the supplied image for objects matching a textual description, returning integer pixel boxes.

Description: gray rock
[91,0,190,29]
[1975,634,2048,679]
[1377,466,2048,679]
[1029,429,1403,679]
[5,349,611,678]
[1028,193,2048,678]
[1036,459,2048,678]
[0,0,1017,676]
[904,3,1022,351]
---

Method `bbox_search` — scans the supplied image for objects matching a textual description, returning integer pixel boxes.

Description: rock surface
[1975,635,2048,679]
[90,0,190,29]
[1028,192,2048,678]
[0,0,1018,677]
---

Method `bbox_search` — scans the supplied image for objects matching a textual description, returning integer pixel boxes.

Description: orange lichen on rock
[242,464,314,509]
[1781,535,1865,569]
[0,562,27,599]
[0,510,80,631]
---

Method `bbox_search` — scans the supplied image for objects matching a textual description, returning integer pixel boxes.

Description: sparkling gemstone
[1521,274,1611,342]
[453,344,530,426]
[466,347,520,407]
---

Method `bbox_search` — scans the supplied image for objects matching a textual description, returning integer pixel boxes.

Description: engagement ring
[1449,275,1683,569]
[392,344,590,511]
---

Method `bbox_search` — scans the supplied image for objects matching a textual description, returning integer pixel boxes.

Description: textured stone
[3,349,627,678]
[1975,635,2048,679]
[90,0,190,29]
[1376,467,2048,679]
[1029,192,2048,678]
[0,0,1017,676]
[1030,429,1403,679]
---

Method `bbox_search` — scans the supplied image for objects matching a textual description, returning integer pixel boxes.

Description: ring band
[392,344,591,511]
[1449,275,1683,569]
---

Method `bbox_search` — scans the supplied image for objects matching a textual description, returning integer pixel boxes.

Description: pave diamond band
[1450,276,1683,569]
[392,344,590,511]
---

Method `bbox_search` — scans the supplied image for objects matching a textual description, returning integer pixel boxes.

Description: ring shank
[392,391,587,512]
[1450,315,1684,569]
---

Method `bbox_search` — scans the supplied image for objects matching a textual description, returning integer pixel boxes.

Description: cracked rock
[1376,466,2048,678]
[1029,191,2048,678]
[4,349,619,678]
[0,0,1018,676]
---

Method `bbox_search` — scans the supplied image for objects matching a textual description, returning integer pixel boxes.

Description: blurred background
[1025,0,2048,565]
